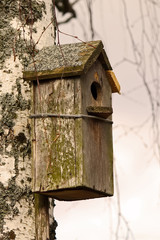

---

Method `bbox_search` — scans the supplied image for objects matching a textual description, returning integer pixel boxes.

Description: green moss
[36,116,83,191]
[33,78,83,191]
[45,119,75,186]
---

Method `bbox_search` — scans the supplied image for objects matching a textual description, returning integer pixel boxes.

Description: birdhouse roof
[23,40,120,93]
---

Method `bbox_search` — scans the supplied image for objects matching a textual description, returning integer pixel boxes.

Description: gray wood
[32,78,83,195]
[30,44,114,201]
[35,194,50,240]
[81,59,113,196]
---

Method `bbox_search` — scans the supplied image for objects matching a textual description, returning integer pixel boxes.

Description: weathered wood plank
[81,59,114,196]
[35,194,49,240]
[32,78,83,196]
[86,106,113,118]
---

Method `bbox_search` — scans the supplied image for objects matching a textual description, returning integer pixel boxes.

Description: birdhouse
[23,40,120,201]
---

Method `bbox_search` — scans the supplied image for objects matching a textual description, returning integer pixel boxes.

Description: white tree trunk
[0,1,56,239]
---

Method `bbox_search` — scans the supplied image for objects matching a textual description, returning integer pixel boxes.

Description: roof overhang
[23,40,120,93]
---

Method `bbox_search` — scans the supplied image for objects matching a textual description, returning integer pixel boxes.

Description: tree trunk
[0,1,56,239]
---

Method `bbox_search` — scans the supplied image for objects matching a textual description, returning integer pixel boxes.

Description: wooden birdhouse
[23,40,120,201]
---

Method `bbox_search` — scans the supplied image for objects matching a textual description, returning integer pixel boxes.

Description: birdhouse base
[36,187,112,201]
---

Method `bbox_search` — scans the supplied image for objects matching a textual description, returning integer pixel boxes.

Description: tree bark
[0,1,56,239]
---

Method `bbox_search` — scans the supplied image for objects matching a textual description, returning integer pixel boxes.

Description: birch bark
[0,1,56,239]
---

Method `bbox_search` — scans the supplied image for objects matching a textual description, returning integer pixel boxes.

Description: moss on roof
[23,40,112,81]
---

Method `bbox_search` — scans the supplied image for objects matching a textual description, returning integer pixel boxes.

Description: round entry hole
[90,82,102,100]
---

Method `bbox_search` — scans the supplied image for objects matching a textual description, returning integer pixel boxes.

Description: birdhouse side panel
[32,78,83,193]
[80,59,113,195]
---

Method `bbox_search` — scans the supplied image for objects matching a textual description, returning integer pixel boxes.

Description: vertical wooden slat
[35,194,50,240]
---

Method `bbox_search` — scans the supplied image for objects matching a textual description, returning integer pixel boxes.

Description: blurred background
[52,1,160,239]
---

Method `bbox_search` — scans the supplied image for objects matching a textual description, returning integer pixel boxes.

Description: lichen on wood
[23,40,112,81]
[32,78,83,194]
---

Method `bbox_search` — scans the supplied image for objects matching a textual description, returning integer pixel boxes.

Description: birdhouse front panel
[32,78,84,198]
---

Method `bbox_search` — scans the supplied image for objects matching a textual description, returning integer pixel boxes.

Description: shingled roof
[23,40,120,93]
